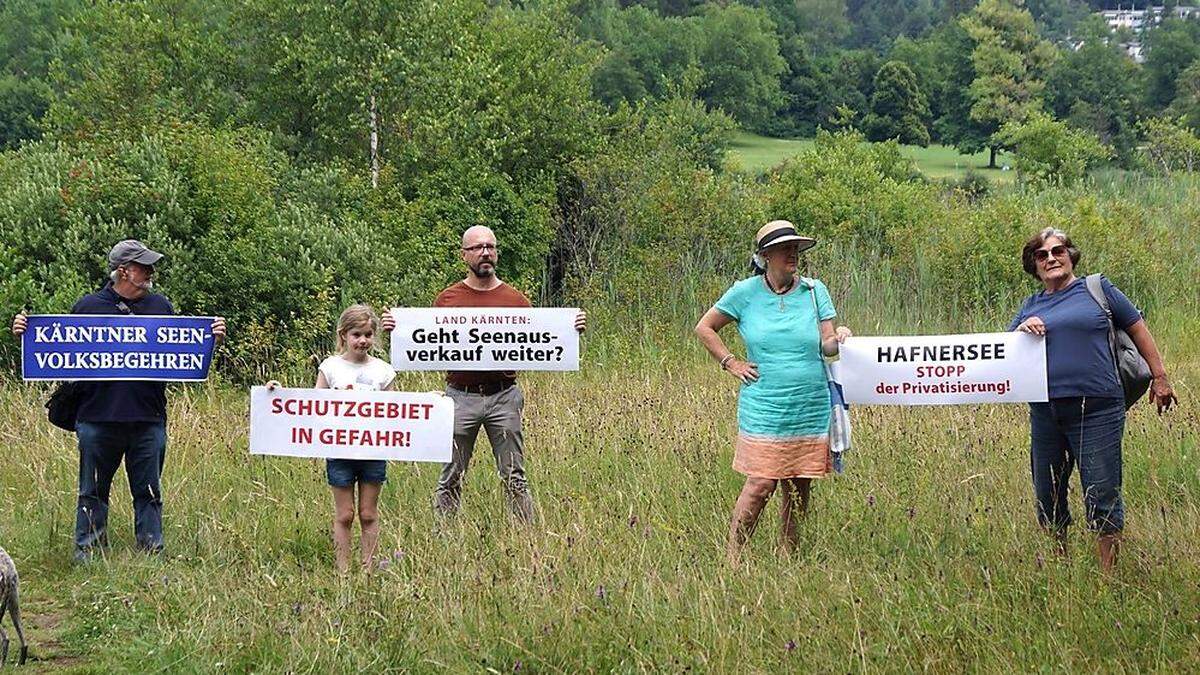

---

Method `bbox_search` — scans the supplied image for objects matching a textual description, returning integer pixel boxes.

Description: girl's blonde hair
[335,304,380,353]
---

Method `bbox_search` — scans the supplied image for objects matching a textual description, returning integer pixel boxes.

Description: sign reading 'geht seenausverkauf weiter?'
[249,386,454,462]
[838,332,1048,405]
[21,314,217,381]
[388,307,580,371]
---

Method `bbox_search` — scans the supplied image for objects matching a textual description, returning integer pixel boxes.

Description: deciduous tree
[1143,17,1200,112]
[1046,16,1141,164]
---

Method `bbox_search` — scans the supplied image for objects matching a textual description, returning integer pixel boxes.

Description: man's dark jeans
[1029,396,1125,535]
[75,421,167,552]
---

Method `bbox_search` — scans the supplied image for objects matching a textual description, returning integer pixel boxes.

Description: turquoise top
[715,275,836,437]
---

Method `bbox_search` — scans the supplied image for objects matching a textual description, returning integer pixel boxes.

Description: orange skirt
[734,432,832,479]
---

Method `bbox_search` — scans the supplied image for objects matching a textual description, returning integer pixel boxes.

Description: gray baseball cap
[108,239,164,270]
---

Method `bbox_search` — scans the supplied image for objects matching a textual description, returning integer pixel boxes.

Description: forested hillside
[2,0,1198,378]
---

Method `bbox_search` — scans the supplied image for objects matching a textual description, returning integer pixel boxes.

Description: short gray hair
[1021,227,1081,276]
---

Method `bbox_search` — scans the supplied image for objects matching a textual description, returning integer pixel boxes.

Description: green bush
[765,130,935,251]
[555,98,760,352]
[0,123,567,381]
[1139,116,1200,174]
[401,160,555,299]
[0,126,389,380]
[996,111,1111,186]
[558,120,1194,344]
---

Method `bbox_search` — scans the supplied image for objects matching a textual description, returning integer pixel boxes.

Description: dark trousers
[1029,396,1125,535]
[75,421,167,551]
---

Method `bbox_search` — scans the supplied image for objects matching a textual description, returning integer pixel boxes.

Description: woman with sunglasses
[695,220,852,566]
[1010,227,1176,572]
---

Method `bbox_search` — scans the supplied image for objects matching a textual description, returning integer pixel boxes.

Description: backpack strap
[804,279,839,376]
[1084,273,1122,377]
[1084,273,1112,320]
[804,277,821,354]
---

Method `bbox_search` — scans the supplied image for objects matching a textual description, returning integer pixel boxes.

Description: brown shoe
[1098,533,1121,572]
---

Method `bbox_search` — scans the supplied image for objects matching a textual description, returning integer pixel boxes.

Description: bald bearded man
[384,226,585,522]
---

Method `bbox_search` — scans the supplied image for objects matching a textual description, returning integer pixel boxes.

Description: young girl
[273,304,395,572]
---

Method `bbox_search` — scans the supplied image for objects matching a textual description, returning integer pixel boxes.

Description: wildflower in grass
[378,558,391,570]
[394,549,405,561]
[513,660,522,672]
[596,584,606,600]
[867,494,876,507]
[785,639,796,652]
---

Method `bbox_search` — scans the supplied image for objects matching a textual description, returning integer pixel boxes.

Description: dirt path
[14,595,81,672]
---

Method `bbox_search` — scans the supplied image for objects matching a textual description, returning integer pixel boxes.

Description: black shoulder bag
[1084,274,1152,410]
[46,382,85,431]
[44,297,132,431]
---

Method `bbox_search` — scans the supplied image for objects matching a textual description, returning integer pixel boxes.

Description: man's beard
[469,262,494,278]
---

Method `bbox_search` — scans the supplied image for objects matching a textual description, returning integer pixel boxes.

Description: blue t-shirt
[72,283,176,423]
[1008,276,1140,399]
[715,276,836,437]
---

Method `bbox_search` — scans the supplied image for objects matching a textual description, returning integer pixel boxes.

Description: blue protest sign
[21,315,217,381]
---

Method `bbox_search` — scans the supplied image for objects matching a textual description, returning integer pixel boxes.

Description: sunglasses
[1033,245,1068,262]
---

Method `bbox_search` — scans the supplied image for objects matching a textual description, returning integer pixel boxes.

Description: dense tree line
[572,0,1200,165]
[5,1,1200,158]
[2,0,1199,378]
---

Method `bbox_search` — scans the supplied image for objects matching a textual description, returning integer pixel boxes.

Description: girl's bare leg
[358,482,383,569]
[779,478,811,552]
[728,477,777,566]
[331,486,356,573]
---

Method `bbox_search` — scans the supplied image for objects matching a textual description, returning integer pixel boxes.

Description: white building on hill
[1092,6,1199,63]
[1099,5,1200,33]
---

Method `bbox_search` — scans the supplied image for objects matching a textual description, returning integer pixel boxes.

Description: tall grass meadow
[1,135,1198,669]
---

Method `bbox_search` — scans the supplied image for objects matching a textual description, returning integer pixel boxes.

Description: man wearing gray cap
[12,240,226,560]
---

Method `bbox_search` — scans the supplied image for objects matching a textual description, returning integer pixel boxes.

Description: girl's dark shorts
[326,458,387,487]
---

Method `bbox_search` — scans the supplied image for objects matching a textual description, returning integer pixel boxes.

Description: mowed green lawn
[729,130,1015,181]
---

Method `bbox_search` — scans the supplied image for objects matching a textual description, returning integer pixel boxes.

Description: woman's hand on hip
[1016,316,1046,336]
[726,358,759,385]
[1149,376,1177,414]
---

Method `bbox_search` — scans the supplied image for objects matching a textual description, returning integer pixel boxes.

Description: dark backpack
[46,381,85,432]
[1084,274,1152,410]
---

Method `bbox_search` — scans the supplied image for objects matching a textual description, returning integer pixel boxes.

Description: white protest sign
[249,387,453,461]
[838,332,1047,405]
[389,307,580,371]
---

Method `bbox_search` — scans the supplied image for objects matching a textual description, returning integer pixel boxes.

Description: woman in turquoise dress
[695,220,852,564]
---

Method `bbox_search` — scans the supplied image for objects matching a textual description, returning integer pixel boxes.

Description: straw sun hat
[754,220,816,253]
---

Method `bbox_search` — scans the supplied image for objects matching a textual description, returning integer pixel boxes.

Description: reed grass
[0,355,1196,670]
[1,172,1198,671]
